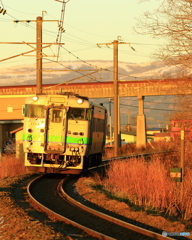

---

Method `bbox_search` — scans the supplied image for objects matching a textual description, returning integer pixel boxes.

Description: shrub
[95,151,192,220]
[0,154,26,179]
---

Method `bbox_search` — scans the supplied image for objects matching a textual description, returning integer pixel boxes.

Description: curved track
[27,174,175,240]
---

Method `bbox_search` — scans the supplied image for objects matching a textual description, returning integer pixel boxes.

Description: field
[0,154,26,179]
[1,140,192,222]
[93,140,192,221]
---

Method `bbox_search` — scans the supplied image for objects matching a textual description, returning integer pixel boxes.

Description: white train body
[22,92,107,174]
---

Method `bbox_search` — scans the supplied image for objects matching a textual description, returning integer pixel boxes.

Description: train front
[22,94,91,174]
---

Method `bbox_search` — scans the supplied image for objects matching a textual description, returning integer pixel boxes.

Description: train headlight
[33,96,39,102]
[77,99,83,104]
[75,147,79,152]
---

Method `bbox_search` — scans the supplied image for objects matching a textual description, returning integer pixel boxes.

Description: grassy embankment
[1,140,192,220]
[0,154,26,179]
[0,141,165,179]
[93,140,192,220]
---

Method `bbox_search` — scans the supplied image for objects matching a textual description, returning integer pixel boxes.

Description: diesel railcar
[22,92,107,174]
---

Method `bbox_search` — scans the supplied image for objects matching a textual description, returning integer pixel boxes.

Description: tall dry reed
[94,150,192,220]
[0,154,26,179]
[104,140,176,159]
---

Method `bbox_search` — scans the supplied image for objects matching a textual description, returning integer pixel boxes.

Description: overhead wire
[60,46,163,81]
[0,0,4,8]
[0,16,179,114]
[1,4,106,72]
[60,46,110,70]
[1,5,156,64]
[0,2,166,86]
[56,0,70,60]
[1,2,180,127]
[2,2,160,55]
[60,46,138,80]
[105,101,180,112]
[43,57,102,86]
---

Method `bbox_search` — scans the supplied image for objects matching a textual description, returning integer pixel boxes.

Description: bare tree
[135,0,192,70]
[135,0,192,122]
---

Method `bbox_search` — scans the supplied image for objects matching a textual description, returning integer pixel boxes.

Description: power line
[0,9,157,70]
[2,2,161,65]
[55,0,70,60]
[61,46,110,71]
[43,56,96,76]
[61,46,138,79]
[0,0,4,8]
[104,101,182,112]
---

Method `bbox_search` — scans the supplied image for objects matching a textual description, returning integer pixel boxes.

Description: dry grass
[104,140,175,159]
[94,140,192,220]
[0,154,26,179]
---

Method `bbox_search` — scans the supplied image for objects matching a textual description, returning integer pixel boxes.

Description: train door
[45,107,67,153]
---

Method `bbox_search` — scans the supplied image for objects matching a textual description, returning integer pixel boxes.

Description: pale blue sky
[0,0,163,68]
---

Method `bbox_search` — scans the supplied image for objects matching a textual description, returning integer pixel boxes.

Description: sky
[0,0,163,68]
[0,0,175,128]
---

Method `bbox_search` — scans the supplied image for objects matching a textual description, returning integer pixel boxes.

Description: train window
[68,108,91,120]
[25,104,45,118]
[51,109,62,123]
[86,109,92,120]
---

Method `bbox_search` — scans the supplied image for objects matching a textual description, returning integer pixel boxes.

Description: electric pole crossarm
[43,69,105,72]
[0,42,64,45]
[97,42,131,47]
[0,45,52,62]
[1,14,66,95]
[13,20,59,23]
[55,0,70,3]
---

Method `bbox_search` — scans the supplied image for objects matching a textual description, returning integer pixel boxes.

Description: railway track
[27,173,176,240]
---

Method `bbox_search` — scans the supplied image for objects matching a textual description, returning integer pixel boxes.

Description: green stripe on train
[22,134,91,144]
[66,136,91,144]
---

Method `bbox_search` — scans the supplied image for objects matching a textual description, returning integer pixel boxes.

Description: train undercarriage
[25,152,102,174]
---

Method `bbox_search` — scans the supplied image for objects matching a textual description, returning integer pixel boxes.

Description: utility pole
[113,39,119,156]
[36,16,43,94]
[13,15,63,94]
[180,125,185,202]
[108,98,113,146]
[0,13,63,94]
[127,109,131,131]
[97,36,134,156]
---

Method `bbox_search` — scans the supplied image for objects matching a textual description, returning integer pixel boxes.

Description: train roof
[57,92,89,101]
[57,92,105,108]
[28,93,106,109]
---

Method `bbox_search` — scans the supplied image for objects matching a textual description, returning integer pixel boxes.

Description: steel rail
[101,150,175,164]
[26,151,176,240]
[27,175,115,240]
[59,177,174,240]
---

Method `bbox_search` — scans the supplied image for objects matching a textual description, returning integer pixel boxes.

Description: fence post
[180,125,185,203]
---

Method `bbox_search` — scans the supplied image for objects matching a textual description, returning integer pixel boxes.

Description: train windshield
[24,104,45,118]
[68,108,91,120]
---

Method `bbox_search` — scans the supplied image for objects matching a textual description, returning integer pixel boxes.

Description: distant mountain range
[0,60,176,128]
[0,60,183,86]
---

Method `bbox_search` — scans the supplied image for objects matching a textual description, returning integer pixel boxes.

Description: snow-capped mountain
[0,60,177,128]
[0,60,182,86]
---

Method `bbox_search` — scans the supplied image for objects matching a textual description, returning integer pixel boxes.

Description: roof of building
[10,126,23,134]
[147,128,162,131]
[0,97,26,120]
[121,131,136,136]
